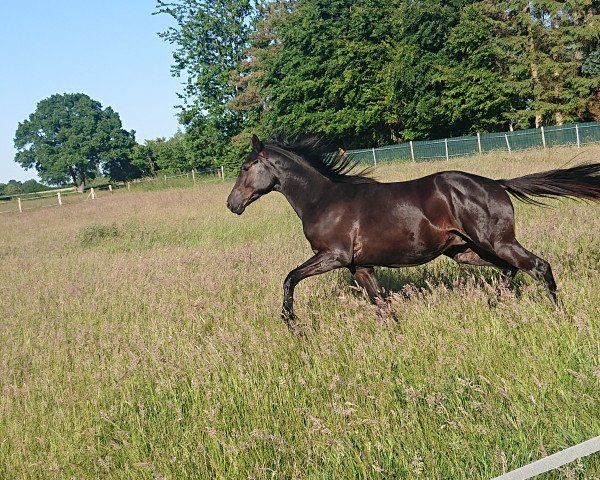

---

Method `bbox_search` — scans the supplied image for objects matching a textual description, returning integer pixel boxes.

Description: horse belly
[353,216,459,268]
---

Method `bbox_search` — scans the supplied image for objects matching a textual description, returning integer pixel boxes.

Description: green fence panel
[545,124,578,147]
[348,144,413,164]
[343,121,599,170]
[377,144,412,162]
[507,128,544,150]
[578,122,600,145]
[447,135,479,157]
[413,139,446,161]
[479,132,509,153]
[347,148,374,164]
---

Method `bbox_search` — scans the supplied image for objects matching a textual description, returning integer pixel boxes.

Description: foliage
[582,49,600,77]
[0,179,51,197]
[156,0,599,166]
[486,0,600,126]
[247,0,404,147]
[129,132,216,175]
[156,0,260,166]
[14,93,137,188]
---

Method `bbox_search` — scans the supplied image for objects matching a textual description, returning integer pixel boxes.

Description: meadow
[1,146,599,479]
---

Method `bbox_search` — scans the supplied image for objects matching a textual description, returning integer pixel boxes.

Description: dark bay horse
[227,135,600,329]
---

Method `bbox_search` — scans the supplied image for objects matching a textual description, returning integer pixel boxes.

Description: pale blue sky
[0,1,183,183]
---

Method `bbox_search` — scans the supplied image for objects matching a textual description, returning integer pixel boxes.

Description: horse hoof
[281,309,296,326]
[281,311,308,337]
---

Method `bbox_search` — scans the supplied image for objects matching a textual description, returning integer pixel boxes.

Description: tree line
[160,0,600,161]
[13,0,600,189]
[12,94,212,190]
[0,179,51,197]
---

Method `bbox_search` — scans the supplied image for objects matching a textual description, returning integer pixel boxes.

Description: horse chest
[301,213,355,252]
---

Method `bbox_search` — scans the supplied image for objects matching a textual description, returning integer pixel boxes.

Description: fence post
[444,138,449,161]
[108,184,113,194]
[57,191,62,206]
[504,133,512,154]
[221,166,225,180]
[164,175,167,183]
[17,197,22,213]
[477,132,482,154]
[127,182,131,191]
[575,124,581,148]
[541,126,546,148]
[192,169,196,185]
[410,141,415,162]
[91,188,96,200]
[371,147,377,166]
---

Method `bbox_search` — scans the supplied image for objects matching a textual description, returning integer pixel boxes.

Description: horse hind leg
[353,267,385,304]
[492,241,557,303]
[445,245,518,287]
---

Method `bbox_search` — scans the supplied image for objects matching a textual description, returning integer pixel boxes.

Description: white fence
[0,186,109,215]
[0,166,227,215]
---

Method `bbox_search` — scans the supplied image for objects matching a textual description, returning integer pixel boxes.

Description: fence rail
[0,167,227,215]
[347,122,600,164]
[2,121,600,215]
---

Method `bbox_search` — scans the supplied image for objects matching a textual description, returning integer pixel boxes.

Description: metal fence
[347,122,600,164]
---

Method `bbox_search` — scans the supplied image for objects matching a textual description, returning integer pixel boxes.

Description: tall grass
[0,146,599,479]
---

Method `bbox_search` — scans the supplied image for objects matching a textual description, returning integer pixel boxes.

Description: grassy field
[1,146,599,479]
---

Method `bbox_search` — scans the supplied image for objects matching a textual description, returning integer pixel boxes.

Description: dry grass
[1,146,599,479]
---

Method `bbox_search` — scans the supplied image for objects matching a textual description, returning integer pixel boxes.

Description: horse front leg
[282,250,346,330]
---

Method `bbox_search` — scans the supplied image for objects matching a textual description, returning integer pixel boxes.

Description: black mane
[265,135,377,184]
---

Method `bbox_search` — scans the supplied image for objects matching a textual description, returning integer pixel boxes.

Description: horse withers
[227,135,600,331]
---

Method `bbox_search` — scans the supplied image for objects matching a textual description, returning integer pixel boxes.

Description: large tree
[473,0,600,128]
[233,0,404,147]
[14,93,136,190]
[156,0,259,165]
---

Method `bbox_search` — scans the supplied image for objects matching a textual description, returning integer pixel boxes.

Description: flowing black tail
[498,163,600,205]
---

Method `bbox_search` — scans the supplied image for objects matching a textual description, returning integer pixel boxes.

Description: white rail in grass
[493,436,600,480]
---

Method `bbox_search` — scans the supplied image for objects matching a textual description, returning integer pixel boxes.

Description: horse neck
[274,159,331,219]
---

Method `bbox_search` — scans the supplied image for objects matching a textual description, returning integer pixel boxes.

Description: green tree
[387,0,472,139]
[432,2,525,134]
[485,0,600,127]
[151,133,190,172]
[130,132,199,175]
[234,0,404,147]
[1,181,23,196]
[103,156,146,183]
[14,93,136,190]
[156,0,259,165]
[0,179,50,196]
[130,143,159,177]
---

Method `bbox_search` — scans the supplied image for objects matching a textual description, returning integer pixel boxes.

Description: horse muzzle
[226,200,245,215]
[226,192,246,215]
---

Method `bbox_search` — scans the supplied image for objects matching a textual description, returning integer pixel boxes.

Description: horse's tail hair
[497,163,600,206]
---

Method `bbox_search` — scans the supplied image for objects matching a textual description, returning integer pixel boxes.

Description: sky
[0,1,183,183]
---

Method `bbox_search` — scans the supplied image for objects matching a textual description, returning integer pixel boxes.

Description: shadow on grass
[339,259,530,301]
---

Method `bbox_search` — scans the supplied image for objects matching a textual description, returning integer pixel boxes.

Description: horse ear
[251,134,264,153]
